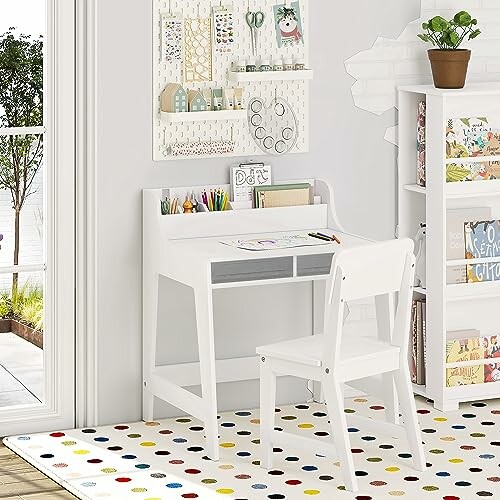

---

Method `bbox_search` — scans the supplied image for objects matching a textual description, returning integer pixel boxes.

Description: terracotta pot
[428,49,471,89]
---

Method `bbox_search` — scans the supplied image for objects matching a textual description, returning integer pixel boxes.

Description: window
[0,1,46,409]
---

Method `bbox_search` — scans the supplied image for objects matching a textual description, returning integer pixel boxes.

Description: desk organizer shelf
[398,83,500,411]
[228,69,314,83]
[153,0,311,161]
[161,110,247,123]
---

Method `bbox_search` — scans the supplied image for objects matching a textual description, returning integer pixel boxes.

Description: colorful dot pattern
[3,396,499,499]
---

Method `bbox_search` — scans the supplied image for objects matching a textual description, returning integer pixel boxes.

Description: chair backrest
[323,239,415,372]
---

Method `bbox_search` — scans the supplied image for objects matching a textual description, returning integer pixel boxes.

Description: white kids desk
[143,179,378,460]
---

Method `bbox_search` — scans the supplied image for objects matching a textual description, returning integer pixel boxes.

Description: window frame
[0,0,75,434]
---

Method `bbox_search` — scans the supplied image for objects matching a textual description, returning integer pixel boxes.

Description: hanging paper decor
[273,1,304,47]
[248,96,298,155]
[183,17,213,82]
[212,5,235,54]
[167,140,235,157]
[161,14,183,62]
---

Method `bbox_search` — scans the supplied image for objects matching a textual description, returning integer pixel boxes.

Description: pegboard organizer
[153,0,311,161]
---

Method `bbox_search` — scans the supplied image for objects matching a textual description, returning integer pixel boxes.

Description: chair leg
[260,357,276,470]
[382,372,399,424]
[393,367,426,471]
[323,376,358,492]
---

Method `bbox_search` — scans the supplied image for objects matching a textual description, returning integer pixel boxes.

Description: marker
[308,232,331,242]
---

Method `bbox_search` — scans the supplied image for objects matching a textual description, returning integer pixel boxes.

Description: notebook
[254,183,312,209]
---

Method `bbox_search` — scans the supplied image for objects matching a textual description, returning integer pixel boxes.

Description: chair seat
[257,334,400,369]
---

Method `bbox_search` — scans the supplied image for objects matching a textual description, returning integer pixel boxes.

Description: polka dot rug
[3,396,500,499]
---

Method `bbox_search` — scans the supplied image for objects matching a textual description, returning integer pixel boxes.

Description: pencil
[331,233,341,244]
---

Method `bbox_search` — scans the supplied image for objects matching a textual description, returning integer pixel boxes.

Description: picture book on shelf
[447,208,491,284]
[446,330,483,363]
[484,362,500,383]
[446,364,484,387]
[447,161,500,183]
[410,298,426,385]
[446,117,500,159]
[417,101,426,187]
[465,220,500,283]
[484,335,500,359]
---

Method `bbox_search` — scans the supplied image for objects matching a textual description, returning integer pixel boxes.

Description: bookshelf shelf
[398,84,500,411]
[404,181,500,198]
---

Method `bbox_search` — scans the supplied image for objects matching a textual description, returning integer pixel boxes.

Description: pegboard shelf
[228,70,314,82]
[161,110,247,123]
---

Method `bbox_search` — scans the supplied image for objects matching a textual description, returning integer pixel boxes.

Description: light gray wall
[95,0,421,424]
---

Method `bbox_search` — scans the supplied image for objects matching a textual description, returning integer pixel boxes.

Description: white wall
[94,0,421,424]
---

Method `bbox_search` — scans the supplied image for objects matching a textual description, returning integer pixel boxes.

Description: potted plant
[418,11,481,89]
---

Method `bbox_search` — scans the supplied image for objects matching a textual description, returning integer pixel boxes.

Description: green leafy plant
[0,282,44,331]
[418,11,481,49]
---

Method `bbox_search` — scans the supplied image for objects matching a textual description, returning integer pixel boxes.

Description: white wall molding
[76,0,99,428]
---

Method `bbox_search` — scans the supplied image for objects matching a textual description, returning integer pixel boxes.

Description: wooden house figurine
[188,90,208,112]
[202,89,213,111]
[161,83,188,113]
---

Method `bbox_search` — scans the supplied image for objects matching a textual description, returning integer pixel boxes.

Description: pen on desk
[331,233,341,244]
[308,232,332,242]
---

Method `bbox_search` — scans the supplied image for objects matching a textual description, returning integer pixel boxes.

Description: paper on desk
[220,234,332,251]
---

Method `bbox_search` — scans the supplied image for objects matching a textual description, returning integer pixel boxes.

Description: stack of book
[410,298,426,385]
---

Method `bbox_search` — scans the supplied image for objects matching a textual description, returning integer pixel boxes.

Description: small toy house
[202,89,213,111]
[212,88,223,111]
[161,83,188,113]
[188,90,208,112]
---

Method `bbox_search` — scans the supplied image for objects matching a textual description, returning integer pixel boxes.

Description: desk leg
[375,293,399,424]
[143,272,159,422]
[194,286,219,461]
[312,281,325,403]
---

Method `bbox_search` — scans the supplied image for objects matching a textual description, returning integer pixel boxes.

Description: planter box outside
[0,318,43,349]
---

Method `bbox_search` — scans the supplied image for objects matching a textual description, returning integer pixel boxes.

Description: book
[484,335,500,359]
[446,161,500,183]
[446,330,483,363]
[410,299,418,384]
[254,183,312,209]
[416,300,425,385]
[446,364,484,387]
[446,117,500,159]
[465,220,500,283]
[447,208,491,284]
[409,298,426,385]
[484,362,500,383]
[417,101,426,187]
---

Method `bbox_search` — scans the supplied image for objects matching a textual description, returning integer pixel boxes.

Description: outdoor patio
[0,332,43,407]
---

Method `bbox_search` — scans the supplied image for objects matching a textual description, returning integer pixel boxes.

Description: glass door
[0,0,75,436]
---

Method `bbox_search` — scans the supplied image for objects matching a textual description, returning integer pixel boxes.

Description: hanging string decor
[167,139,236,157]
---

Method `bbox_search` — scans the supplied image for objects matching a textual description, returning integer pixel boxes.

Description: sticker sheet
[161,14,183,62]
[273,1,304,47]
[212,5,235,54]
[183,17,213,82]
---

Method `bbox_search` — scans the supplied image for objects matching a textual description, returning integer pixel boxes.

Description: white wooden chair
[256,239,426,492]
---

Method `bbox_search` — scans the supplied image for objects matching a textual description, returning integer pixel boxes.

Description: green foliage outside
[0,28,44,297]
[418,11,481,49]
[0,282,43,331]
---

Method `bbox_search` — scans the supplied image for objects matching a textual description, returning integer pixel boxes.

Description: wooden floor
[0,440,75,499]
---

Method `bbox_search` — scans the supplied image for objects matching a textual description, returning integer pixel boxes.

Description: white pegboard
[153,0,310,161]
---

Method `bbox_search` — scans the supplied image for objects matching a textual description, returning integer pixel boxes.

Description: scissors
[246,10,265,57]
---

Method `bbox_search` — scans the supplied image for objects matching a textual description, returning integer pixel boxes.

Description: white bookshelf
[398,83,500,411]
